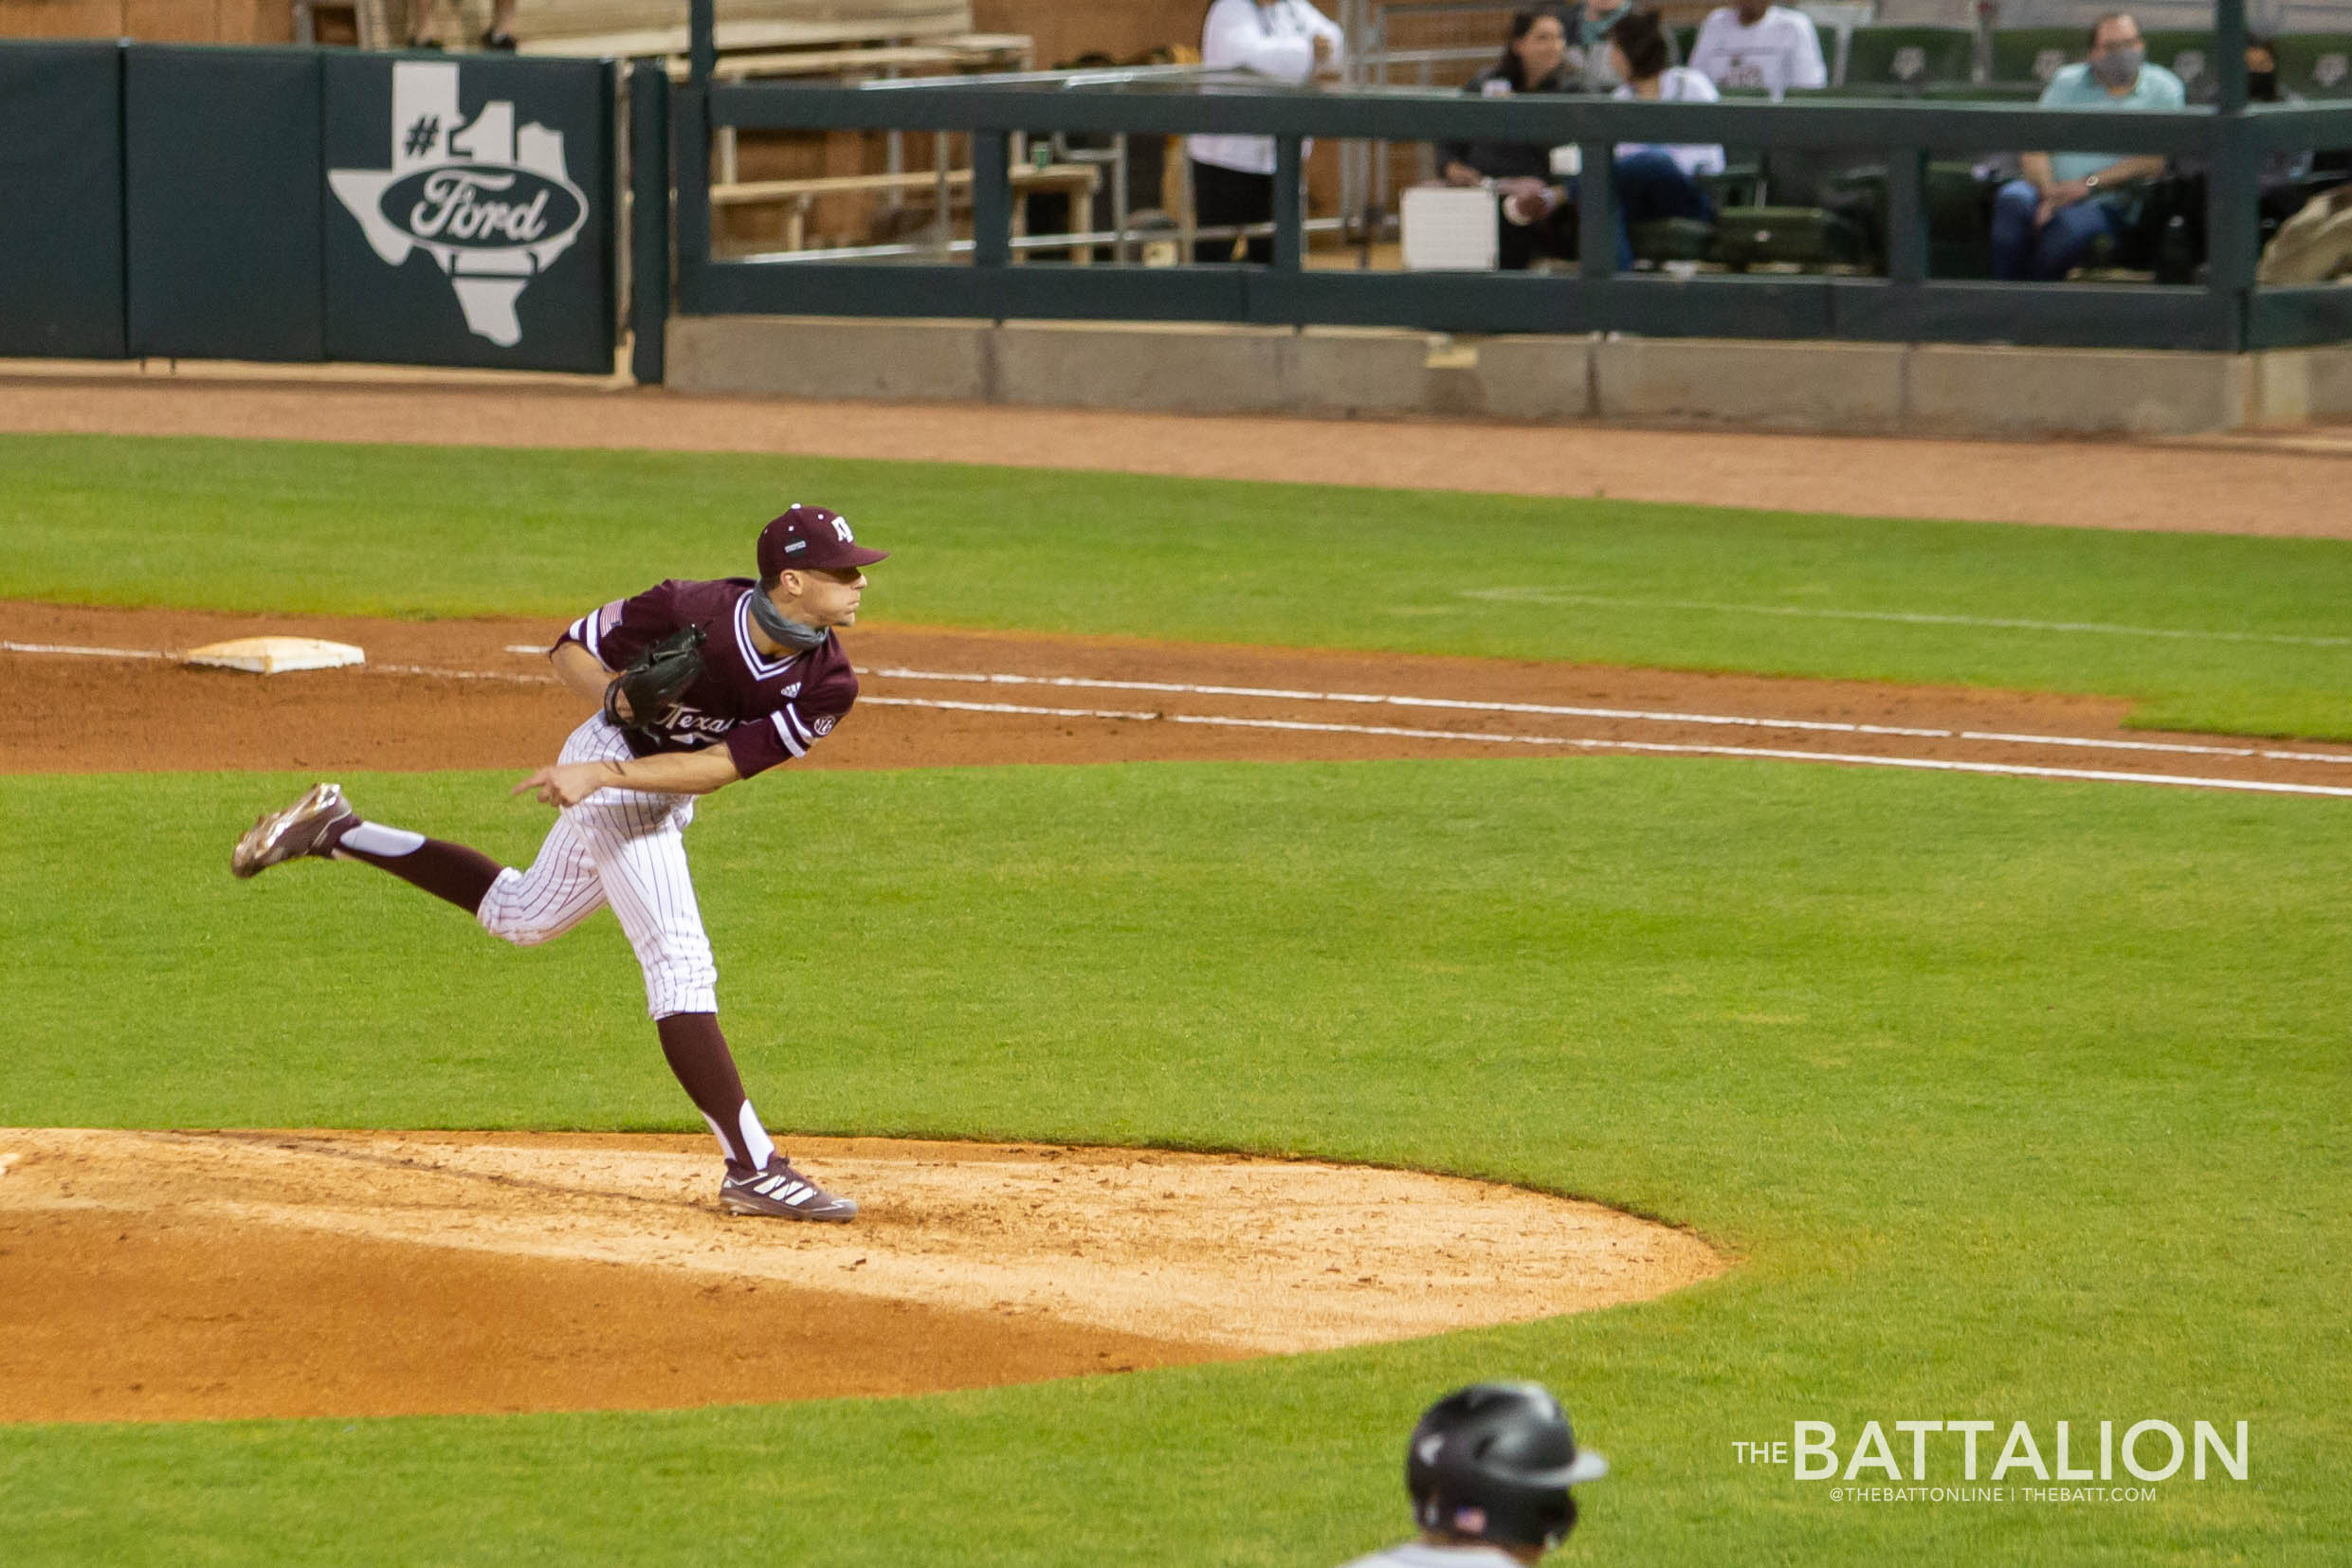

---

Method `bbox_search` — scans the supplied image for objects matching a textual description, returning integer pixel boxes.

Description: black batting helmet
[1407,1383,1607,1551]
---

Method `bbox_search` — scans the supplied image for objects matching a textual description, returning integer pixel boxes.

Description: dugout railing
[637,0,2352,381]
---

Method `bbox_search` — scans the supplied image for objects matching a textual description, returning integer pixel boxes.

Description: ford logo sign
[380,164,585,250]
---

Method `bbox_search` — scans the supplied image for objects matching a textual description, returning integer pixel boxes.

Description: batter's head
[757,504,888,577]
[1407,1382,1605,1553]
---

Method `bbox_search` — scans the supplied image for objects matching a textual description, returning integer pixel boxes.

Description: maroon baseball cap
[757,504,889,576]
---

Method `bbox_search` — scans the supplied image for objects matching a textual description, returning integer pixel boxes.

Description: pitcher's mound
[0,1128,1723,1423]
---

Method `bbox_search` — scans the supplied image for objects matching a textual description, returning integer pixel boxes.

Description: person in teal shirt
[1991,12,2185,280]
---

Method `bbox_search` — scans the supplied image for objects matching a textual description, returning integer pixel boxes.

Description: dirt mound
[0,1129,1723,1424]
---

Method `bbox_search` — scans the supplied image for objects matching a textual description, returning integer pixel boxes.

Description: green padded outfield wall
[1,43,613,374]
[124,46,327,362]
[0,44,128,358]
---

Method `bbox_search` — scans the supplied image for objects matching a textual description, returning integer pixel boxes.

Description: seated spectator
[2248,37,2283,99]
[1686,0,1826,100]
[1610,7,1726,229]
[1991,11,2183,282]
[1500,9,1720,269]
[2247,37,2317,189]
[1186,0,1346,264]
[2206,37,2327,233]
[1435,10,1577,270]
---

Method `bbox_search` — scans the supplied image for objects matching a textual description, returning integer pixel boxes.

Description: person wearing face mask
[1569,0,1637,90]
[230,505,885,1226]
[2241,38,2317,187]
[1989,11,2184,282]
[2244,37,2289,105]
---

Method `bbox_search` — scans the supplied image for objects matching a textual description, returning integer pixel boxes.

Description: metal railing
[633,0,2352,357]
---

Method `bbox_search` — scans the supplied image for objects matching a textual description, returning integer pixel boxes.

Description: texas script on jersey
[568,578,858,775]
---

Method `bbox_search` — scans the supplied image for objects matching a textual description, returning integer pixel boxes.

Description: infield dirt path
[8,602,2351,792]
[3,372,2349,538]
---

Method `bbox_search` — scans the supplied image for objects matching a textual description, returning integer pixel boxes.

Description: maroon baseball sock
[323,817,505,915]
[656,1012,777,1175]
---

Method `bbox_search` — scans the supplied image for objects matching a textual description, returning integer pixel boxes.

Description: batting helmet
[1406,1383,1607,1552]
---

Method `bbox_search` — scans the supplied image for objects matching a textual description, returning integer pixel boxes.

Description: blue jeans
[1991,178,2123,281]
[1614,148,1716,228]
[1556,151,1717,270]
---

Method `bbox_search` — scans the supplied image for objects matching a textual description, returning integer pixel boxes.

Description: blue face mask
[2090,44,2143,88]
[748,588,829,651]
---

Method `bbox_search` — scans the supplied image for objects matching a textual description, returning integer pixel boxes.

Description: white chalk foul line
[863,695,1159,721]
[1955,729,2352,765]
[864,694,2352,797]
[1457,589,2352,649]
[862,665,2352,769]
[1,639,172,660]
[373,663,556,685]
[866,665,1947,738]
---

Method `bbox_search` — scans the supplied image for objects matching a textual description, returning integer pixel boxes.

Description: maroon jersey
[559,577,856,778]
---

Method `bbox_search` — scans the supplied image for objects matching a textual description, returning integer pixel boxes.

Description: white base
[182,637,367,675]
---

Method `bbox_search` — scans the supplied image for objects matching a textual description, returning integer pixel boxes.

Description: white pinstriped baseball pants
[475,717,720,1018]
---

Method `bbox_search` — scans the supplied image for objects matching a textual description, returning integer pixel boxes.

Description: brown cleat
[231,783,355,879]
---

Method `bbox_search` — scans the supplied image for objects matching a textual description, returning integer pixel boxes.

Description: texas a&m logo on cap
[757,504,890,575]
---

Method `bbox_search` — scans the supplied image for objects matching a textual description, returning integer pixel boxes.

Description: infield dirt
[0,1129,1722,1424]
[7,601,2351,789]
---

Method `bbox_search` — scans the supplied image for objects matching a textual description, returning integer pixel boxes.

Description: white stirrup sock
[700,1103,777,1171]
[337,821,428,857]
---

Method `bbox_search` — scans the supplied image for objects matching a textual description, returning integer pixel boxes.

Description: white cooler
[1400,185,1500,271]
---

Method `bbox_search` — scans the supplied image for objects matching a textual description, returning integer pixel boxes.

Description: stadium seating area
[1611,12,2352,279]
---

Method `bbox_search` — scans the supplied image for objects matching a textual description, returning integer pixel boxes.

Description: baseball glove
[604,625,705,732]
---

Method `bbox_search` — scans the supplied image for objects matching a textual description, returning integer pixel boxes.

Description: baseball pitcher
[231,505,884,1222]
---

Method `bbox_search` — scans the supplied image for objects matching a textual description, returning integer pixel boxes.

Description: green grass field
[3,435,2345,1564]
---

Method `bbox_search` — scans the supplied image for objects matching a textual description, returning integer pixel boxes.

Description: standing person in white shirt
[1687,0,1827,99]
[1187,0,1347,262]
[1335,1383,1608,1568]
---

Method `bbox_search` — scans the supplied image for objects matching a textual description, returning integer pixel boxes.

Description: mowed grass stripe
[5,432,2351,738]
[1,757,2343,1564]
